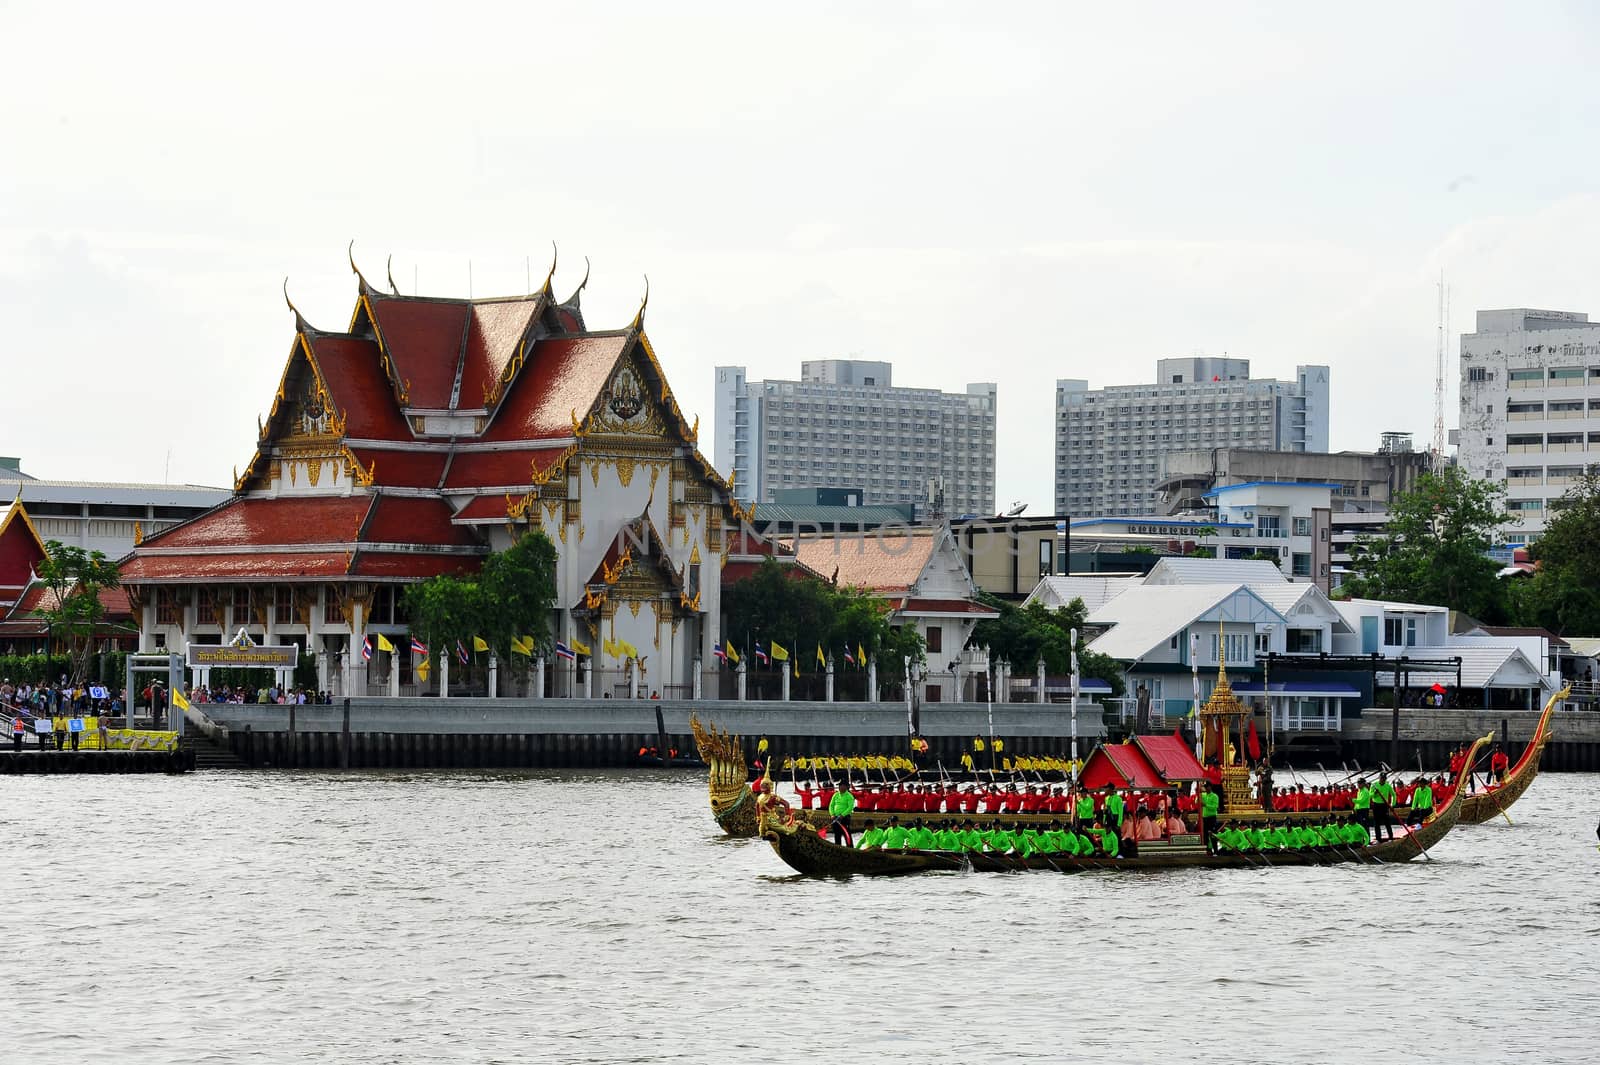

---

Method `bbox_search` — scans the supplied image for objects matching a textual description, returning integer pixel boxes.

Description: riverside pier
[179,698,1600,772]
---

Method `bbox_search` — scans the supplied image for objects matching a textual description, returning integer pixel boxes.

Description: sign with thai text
[186,643,299,668]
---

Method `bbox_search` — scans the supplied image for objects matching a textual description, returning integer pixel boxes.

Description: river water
[2,769,1596,1065]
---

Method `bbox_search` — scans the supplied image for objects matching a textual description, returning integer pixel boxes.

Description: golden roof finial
[386,254,400,295]
[540,241,558,295]
[630,274,649,330]
[565,256,591,304]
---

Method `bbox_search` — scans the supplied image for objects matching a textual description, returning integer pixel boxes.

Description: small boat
[756,733,1488,878]
[1458,684,1568,826]
[689,714,759,837]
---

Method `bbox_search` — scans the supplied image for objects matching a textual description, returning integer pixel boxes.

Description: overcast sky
[6,1,1600,511]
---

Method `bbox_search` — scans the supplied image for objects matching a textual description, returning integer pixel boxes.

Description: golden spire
[630,275,649,330]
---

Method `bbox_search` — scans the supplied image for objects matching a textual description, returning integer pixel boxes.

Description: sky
[6,1,1600,511]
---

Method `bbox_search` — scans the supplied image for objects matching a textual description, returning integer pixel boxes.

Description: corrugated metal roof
[1144,558,1288,585]
[1374,644,1550,689]
[1086,584,1287,661]
[1564,637,1600,659]
[1024,575,1138,613]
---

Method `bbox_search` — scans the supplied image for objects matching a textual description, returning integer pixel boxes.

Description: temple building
[119,255,754,697]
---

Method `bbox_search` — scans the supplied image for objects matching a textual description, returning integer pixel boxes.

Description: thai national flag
[843,647,856,666]
[754,642,770,665]
[554,641,576,661]
[712,643,727,664]
[361,635,373,661]
[411,637,428,656]
[456,640,469,665]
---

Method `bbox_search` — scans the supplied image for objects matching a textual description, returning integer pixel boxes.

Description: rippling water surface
[3,769,1597,1064]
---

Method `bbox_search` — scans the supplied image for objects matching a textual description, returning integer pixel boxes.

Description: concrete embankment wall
[1338,707,1600,773]
[198,699,1600,771]
[207,699,1109,771]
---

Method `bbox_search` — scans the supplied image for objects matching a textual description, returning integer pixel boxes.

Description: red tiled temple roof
[143,496,374,550]
[898,597,1000,617]
[366,296,472,410]
[306,334,413,440]
[442,447,573,490]
[347,448,447,490]
[12,583,132,618]
[350,553,480,579]
[364,496,476,547]
[120,551,355,582]
[482,335,629,441]
[460,298,543,411]
[450,496,516,523]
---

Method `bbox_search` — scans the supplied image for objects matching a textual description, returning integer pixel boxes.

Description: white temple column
[351,601,368,694]
[1037,658,1047,704]
[867,657,878,702]
[825,656,835,703]
[388,649,399,698]
[735,660,747,701]
[692,657,703,700]
[781,661,791,702]
[534,656,545,700]
[488,652,498,698]
[440,654,450,699]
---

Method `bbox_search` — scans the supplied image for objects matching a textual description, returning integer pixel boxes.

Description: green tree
[722,557,836,658]
[1342,467,1511,621]
[403,530,559,662]
[478,530,560,658]
[968,594,1125,697]
[1513,471,1600,634]
[35,540,123,681]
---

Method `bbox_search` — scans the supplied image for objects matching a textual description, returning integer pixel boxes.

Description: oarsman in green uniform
[1102,787,1126,834]
[1092,818,1120,858]
[1199,784,1222,854]
[1369,771,1397,842]
[1406,777,1435,826]
[856,820,884,849]
[1074,789,1095,830]
[828,782,857,846]
[882,818,908,850]
[1351,779,1372,839]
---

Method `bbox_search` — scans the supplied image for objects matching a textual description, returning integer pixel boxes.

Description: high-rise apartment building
[714,360,997,515]
[1458,308,1600,543]
[1055,358,1330,517]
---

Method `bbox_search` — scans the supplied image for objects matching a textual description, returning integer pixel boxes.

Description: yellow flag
[726,643,740,665]
[857,643,866,666]
[510,637,532,657]
[571,637,590,656]
[816,644,826,668]
[603,637,618,658]
[416,656,432,681]
[171,689,191,713]
[792,656,799,679]
[473,636,489,653]
[770,640,789,662]
[618,639,639,659]
[376,633,396,653]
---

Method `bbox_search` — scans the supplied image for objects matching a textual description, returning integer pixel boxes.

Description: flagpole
[1190,631,1202,761]
[1069,627,1080,784]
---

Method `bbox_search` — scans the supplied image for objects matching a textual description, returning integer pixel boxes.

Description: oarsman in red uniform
[1488,744,1511,786]
[796,780,816,810]
[1448,746,1467,779]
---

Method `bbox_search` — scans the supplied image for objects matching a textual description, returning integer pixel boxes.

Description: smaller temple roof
[1079,742,1168,790]
[790,529,938,594]
[1130,734,1207,783]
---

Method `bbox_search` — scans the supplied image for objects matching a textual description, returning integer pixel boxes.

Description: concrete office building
[1155,436,1429,516]
[1056,358,1330,518]
[714,360,997,515]
[1458,308,1600,543]
[1,457,229,559]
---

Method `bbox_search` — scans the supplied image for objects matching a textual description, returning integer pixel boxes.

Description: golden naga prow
[689,714,760,837]
[1458,683,1569,826]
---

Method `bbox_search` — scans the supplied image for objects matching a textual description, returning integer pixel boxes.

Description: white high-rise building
[1055,358,1330,517]
[714,360,997,515]
[1458,308,1600,543]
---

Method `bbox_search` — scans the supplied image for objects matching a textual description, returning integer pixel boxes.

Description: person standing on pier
[11,713,23,752]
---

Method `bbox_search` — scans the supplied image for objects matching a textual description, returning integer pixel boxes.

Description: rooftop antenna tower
[1432,272,1449,467]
